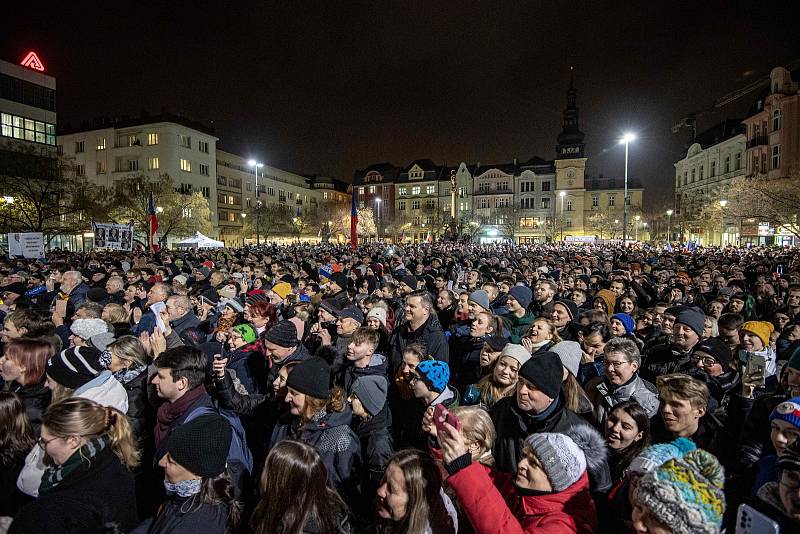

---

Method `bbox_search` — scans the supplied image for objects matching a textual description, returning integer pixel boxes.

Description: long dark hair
[250,440,348,534]
[606,400,650,477]
[0,391,35,466]
[198,471,242,530]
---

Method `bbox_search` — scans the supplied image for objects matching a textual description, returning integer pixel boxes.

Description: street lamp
[634,214,641,241]
[619,133,636,245]
[666,209,674,243]
[719,200,728,246]
[375,198,382,242]
[2,196,14,203]
[248,160,264,245]
[559,191,566,241]
[156,206,164,213]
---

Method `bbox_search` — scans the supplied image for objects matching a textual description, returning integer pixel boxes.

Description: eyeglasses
[603,359,631,370]
[691,356,718,367]
[408,374,420,384]
[37,435,60,448]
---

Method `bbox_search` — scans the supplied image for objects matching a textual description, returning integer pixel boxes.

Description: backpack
[184,405,254,474]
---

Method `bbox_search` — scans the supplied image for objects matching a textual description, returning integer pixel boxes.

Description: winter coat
[585,373,659,427]
[640,343,693,383]
[131,494,229,534]
[0,456,31,518]
[448,463,597,534]
[750,482,798,534]
[505,311,535,344]
[389,314,449,371]
[449,334,489,391]
[17,371,129,497]
[170,311,201,336]
[336,352,389,394]
[5,380,51,434]
[270,408,361,491]
[266,343,312,386]
[123,369,153,447]
[10,446,137,534]
[490,394,612,493]
[224,341,267,394]
[650,411,725,458]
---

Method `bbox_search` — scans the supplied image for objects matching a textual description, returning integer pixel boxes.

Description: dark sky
[4,2,799,208]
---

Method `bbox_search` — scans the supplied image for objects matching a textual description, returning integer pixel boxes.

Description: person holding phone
[738,321,778,396]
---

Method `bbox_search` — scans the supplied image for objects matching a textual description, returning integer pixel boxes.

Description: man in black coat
[388,290,449,371]
[491,351,612,493]
[640,305,705,383]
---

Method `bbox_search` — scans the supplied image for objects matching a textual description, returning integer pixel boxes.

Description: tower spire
[556,68,585,159]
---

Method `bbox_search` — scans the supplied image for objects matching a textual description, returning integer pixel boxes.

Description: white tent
[175,232,225,249]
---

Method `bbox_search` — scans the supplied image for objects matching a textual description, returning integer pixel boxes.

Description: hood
[564,424,608,481]
[306,405,354,432]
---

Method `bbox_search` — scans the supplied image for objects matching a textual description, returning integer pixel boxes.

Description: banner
[7,232,45,258]
[92,221,134,251]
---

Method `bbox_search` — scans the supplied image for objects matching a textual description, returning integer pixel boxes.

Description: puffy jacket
[131,494,229,534]
[122,369,153,447]
[389,314,449,371]
[6,380,51,434]
[490,394,611,493]
[585,373,659,427]
[448,463,597,534]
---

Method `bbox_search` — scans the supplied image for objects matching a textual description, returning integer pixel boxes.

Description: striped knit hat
[769,397,800,429]
[46,346,103,389]
[633,449,725,534]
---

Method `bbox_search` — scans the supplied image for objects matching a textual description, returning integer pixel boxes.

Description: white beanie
[366,307,387,328]
[499,343,532,367]
[70,318,109,340]
[550,341,582,377]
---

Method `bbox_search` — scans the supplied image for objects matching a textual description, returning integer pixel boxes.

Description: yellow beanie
[271,282,292,300]
[741,321,774,347]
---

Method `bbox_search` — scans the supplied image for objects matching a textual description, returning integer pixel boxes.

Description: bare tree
[723,174,800,239]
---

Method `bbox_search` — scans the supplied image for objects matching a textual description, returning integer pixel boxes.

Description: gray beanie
[499,343,532,367]
[468,290,490,311]
[524,432,587,491]
[351,375,388,416]
[550,341,582,377]
[70,318,109,340]
[673,306,706,337]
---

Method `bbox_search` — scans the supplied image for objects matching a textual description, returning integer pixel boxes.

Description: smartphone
[744,353,767,388]
[433,404,462,433]
[735,504,779,534]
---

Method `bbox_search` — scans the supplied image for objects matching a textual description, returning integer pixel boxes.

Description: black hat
[3,282,27,296]
[693,337,732,368]
[86,287,108,303]
[264,320,299,348]
[554,299,579,322]
[518,351,564,400]
[400,275,418,289]
[320,298,341,317]
[167,414,232,478]
[200,289,219,305]
[46,347,103,389]
[485,335,509,352]
[338,306,364,324]
[330,272,348,289]
[286,357,331,399]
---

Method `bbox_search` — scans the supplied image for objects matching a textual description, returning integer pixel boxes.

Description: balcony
[747,136,768,149]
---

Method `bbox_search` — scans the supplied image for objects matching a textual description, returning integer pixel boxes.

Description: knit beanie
[627,437,697,476]
[366,307,387,328]
[330,272,348,289]
[245,290,270,305]
[339,306,365,324]
[285,357,331,399]
[264,320,299,348]
[593,289,616,316]
[518,351,564,400]
[554,299,579,322]
[70,318,109,340]
[673,306,706,337]
[611,313,635,335]
[415,360,450,393]
[499,343,532,368]
[524,433,586,492]
[225,298,245,314]
[232,324,257,344]
[167,414,232,478]
[319,265,333,280]
[486,335,509,352]
[692,338,733,369]
[741,321,774,347]
[46,346,103,389]
[769,396,800,429]
[271,282,292,300]
[89,332,116,353]
[508,286,533,310]
[352,375,389,417]
[469,290,490,311]
[399,275,418,290]
[633,449,725,534]
[550,341,582,377]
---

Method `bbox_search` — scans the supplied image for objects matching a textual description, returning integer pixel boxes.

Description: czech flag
[350,188,358,250]
[147,192,159,252]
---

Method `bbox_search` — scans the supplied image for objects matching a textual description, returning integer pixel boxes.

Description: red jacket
[448,462,597,534]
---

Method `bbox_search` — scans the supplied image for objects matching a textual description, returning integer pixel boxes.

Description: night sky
[3,2,798,208]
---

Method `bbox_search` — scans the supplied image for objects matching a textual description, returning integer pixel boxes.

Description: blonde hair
[656,373,709,410]
[108,335,148,367]
[103,303,129,324]
[533,317,562,343]
[42,397,140,469]
[450,406,495,467]
[562,373,591,413]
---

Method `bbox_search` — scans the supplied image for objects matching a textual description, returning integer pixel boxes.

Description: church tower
[554,68,588,236]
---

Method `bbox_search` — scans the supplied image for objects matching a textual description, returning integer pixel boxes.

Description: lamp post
[643,222,648,241]
[614,219,619,240]
[559,191,566,241]
[619,133,636,245]
[666,209,674,243]
[248,159,264,245]
[375,198,382,242]
[719,200,728,246]
[634,215,641,241]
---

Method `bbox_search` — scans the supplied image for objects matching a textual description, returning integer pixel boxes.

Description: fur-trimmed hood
[565,423,609,482]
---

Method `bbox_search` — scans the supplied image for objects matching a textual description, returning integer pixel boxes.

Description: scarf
[98,350,146,385]
[164,477,202,498]
[155,385,207,445]
[40,436,108,495]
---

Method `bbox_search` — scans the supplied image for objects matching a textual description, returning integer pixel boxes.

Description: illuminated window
[148,133,159,145]
[97,161,106,174]
[412,186,421,195]
[180,159,192,172]
[323,192,328,199]
[369,186,376,193]
[359,187,365,194]
[149,157,159,170]
[398,187,407,196]
[97,137,106,150]
[426,185,435,194]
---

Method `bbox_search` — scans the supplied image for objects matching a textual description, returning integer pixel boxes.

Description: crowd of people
[0,240,799,532]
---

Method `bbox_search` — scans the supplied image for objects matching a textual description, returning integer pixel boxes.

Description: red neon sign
[20,51,45,72]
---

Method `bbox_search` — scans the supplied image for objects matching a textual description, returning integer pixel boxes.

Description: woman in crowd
[376,449,457,534]
[134,414,241,533]
[245,300,277,336]
[251,439,351,533]
[0,338,53,432]
[271,357,361,491]
[577,321,612,385]
[462,343,529,409]
[618,295,638,317]
[520,317,561,356]
[102,335,150,443]
[10,397,139,533]
[550,340,593,414]
[604,400,650,482]
[0,392,35,518]
[449,310,502,390]
[102,303,133,337]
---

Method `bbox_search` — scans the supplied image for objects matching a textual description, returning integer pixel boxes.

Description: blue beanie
[612,313,635,335]
[627,437,697,476]
[415,360,450,393]
[770,396,800,429]
[319,265,333,280]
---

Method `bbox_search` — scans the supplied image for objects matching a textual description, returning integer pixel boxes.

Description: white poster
[92,221,134,251]
[7,232,45,258]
